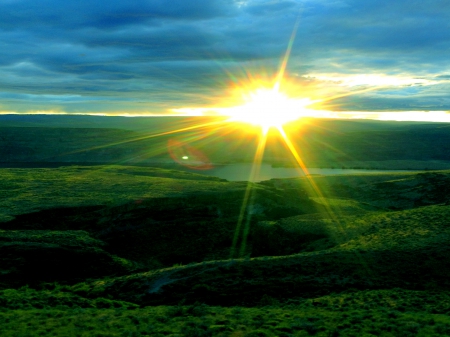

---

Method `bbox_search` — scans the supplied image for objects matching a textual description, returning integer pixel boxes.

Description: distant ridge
[0,113,444,131]
[1,114,450,169]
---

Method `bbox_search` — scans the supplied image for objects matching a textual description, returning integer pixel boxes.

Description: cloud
[0,0,450,116]
[0,0,237,30]
[244,0,297,16]
[304,74,441,87]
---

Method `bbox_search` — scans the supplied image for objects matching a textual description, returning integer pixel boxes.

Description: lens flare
[167,139,213,170]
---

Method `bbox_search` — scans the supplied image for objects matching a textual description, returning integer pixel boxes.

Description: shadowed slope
[70,203,450,306]
[2,166,450,305]
[0,166,317,286]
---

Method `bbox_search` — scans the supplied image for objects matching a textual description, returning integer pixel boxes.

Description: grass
[335,205,450,250]
[0,229,104,247]
[0,165,318,272]
[0,165,233,223]
[1,294,450,336]
[3,118,450,169]
[0,286,138,310]
[54,198,450,307]
[2,165,450,335]
[262,170,450,214]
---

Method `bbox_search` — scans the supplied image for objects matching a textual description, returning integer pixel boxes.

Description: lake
[187,163,413,182]
[0,161,414,182]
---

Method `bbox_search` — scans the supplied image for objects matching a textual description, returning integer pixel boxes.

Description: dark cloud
[0,0,237,30]
[1,0,450,115]
[322,83,450,112]
[245,0,297,16]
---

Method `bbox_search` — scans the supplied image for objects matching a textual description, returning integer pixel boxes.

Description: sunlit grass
[2,167,450,336]
[1,291,450,336]
[0,166,233,222]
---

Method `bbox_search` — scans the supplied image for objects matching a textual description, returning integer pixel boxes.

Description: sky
[1,0,450,121]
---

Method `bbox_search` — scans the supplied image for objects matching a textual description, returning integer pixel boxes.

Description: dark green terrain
[1,115,450,336]
[1,163,450,336]
[2,115,450,170]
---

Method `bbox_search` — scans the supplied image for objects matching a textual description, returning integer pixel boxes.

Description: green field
[2,116,450,170]
[1,114,450,336]
[1,162,450,336]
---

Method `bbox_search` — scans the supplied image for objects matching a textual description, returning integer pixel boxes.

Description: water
[187,163,411,182]
[0,161,413,182]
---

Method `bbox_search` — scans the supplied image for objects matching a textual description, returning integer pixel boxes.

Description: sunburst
[222,83,318,134]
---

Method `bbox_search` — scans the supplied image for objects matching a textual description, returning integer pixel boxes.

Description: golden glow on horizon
[9,108,440,122]
[223,82,319,132]
[172,74,327,133]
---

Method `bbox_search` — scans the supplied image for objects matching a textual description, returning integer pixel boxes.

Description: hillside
[1,116,450,170]
[1,166,450,336]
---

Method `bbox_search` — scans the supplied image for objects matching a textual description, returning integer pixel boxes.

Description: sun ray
[277,124,375,276]
[274,14,301,91]
[48,118,228,161]
[319,85,387,105]
[238,133,268,258]
[230,131,268,259]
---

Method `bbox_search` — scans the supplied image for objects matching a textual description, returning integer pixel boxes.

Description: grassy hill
[1,165,450,336]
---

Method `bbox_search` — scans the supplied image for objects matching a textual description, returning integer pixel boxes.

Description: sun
[223,82,318,133]
[170,76,323,132]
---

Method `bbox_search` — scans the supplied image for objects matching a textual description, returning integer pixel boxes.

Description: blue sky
[1,0,450,120]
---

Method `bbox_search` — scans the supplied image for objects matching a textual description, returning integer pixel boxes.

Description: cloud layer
[1,0,450,117]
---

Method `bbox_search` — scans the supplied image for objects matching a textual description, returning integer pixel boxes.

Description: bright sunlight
[223,83,318,132]
[171,77,322,134]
